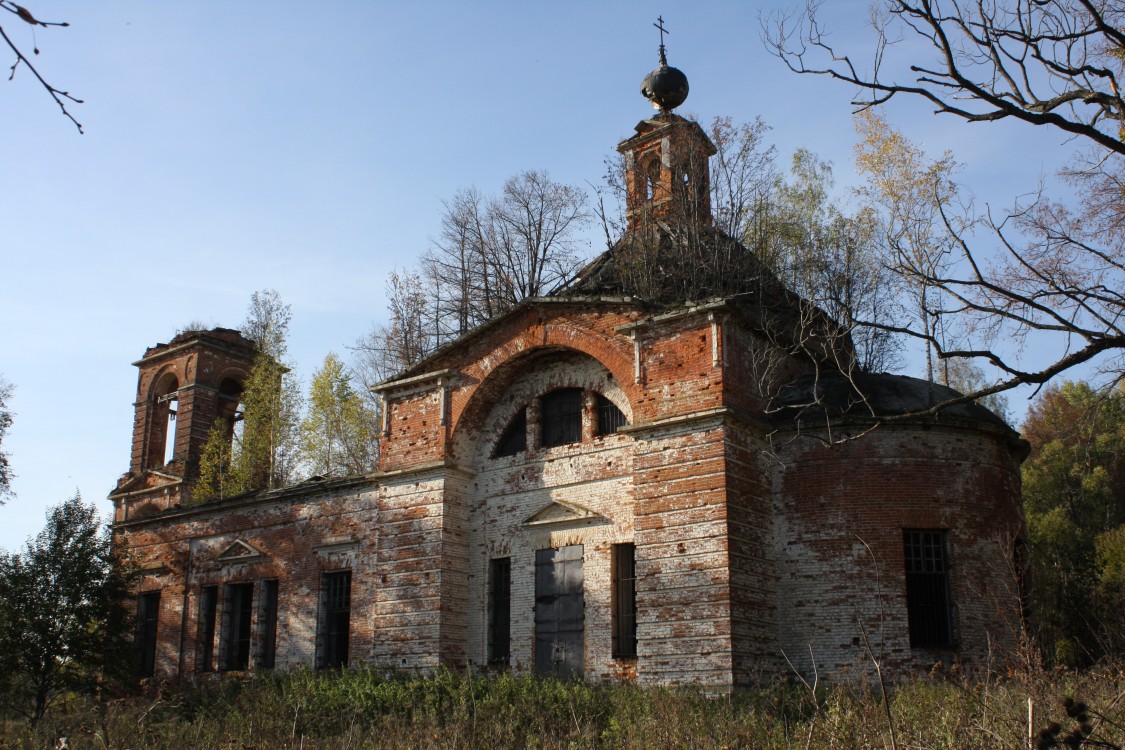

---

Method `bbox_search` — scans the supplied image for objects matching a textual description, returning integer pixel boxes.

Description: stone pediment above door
[215,539,266,563]
[522,499,606,528]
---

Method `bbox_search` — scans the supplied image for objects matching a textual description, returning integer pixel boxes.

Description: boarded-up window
[256,580,279,669]
[198,585,218,672]
[612,543,637,658]
[540,389,583,448]
[903,529,953,648]
[596,395,627,436]
[488,558,511,664]
[220,582,254,671]
[494,410,527,457]
[320,571,351,669]
[535,545,584,678]
[136,590,160,677]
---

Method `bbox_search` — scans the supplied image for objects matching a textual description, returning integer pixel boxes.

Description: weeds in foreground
[0,664,1122,749]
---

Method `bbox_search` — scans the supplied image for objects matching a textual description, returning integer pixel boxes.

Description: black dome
[641,65,689,111]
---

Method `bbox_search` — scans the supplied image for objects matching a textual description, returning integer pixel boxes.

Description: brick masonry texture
[111,107,1027,690]
[113,299,1028,691]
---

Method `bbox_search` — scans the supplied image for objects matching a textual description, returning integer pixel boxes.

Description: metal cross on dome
[654,15,669,65]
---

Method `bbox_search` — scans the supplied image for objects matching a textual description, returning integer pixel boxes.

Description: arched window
[217,378,244,449]
[540,389,583,448]
[596,395,627,435]
[148,374,179,469]
[639,153,661,202]
[494,409,527,458]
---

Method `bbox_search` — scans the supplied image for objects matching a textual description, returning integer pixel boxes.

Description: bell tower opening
[112,328,257,518]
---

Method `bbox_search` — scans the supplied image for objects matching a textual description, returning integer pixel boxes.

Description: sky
[0,1,1078,551]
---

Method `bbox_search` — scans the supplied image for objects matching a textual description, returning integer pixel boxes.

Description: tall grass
[2,664,1122,749]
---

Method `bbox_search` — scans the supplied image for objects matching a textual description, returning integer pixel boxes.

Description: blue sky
[0,1,1075,549]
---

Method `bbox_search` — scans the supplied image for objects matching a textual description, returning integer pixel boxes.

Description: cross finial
[653,15,669,66]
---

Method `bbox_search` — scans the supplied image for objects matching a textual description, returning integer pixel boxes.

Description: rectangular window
[220,582,254,671]
[136,590,161,677]
[198,585,218,672]
[320,571,351,669]
[256,580,279,669]
[596,395,627,436]
[488,557,511,664]
[903,529,953,648]
[540,389,583,447]
[612,543,637,658]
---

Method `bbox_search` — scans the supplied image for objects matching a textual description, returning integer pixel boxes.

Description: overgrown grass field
[3,665,1123,749]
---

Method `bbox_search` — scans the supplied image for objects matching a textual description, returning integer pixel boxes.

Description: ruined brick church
[111,47,1028,690]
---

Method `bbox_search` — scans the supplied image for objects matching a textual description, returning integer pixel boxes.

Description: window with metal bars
[494,410,527,457]
[540,389,583,448]
[136,590,160,677]
[612,543,637,658]
[488,558,511,664]
[220,582,254,671]
[256,580,279,669]
[197,585,217,672]
[596,395,627,436]
[320,571,351,669]
[903,529,953,648]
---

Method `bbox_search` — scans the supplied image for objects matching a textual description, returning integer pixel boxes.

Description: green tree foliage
[0,494,132,725]
[195,290,302,501]
[1021,381,1125,662]
[756,147,903,373]
[0,375,12,503]
[299,353,380,477]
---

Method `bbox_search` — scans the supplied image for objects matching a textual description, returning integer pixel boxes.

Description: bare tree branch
[0,1,82,132]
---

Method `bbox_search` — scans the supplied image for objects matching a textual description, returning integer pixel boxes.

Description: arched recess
[215,377,245,450]
[450,346,633,466]
[147,371,180,469]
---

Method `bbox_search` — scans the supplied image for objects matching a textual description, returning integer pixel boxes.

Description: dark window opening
[220,582,254,671]
[320,571,351,669]
[494,410,527,457]
[256,580,279,669]
[540,389,583,448]
[612,543,637,658]
[488,558,511,664]
[596,395,627,436]
[136,590,160,677]
[904,529,953,648]
[198,586,218,672]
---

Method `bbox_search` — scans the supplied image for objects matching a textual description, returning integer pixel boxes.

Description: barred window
[136,590,161,677]
[220,582,254,671]
[540,389,583,447]
[612,543,637,658]
[320,571,351,669]
[256,580,279,669]
[903,529,953,648]
[488,558,511,664]
[494,410,527,457]
[197,586,218,672]
[596,395,627,436]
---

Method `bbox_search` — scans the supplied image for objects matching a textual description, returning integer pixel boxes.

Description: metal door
[535,545,584,677]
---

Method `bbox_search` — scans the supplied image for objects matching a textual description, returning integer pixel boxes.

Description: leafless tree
[356,171,591,385]
[1,2,82,132]
[766,0,1125,406]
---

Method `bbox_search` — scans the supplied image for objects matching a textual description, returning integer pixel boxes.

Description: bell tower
[618,18,716,231]
[110,327,256,520]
